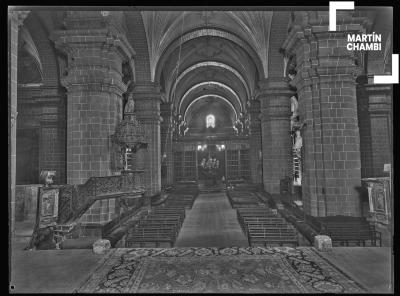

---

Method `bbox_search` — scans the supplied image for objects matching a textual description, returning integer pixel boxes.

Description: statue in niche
[233,119,243,135]
[294,129,302,157]
[291,96,299,120]
[288,68,297,81]
[124,93,135,114]
[290,95,301,131]
[179,120,187,136]
[39,171,56,187]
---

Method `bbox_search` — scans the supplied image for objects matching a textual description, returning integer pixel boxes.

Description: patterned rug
[76,247,366,293]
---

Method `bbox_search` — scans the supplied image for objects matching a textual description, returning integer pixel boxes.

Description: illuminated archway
[206,114,215,128]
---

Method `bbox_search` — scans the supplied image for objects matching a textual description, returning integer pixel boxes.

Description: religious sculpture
[290,95,300,130]
[293,129,302,156]
[40,171,56,187]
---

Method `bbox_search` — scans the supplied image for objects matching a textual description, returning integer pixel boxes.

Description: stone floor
[9,192,393,293]
[175,192,249,247]
[10,246,393,293]
[318,247,393,293]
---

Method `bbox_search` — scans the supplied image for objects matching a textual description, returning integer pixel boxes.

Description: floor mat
[76,247,366,293]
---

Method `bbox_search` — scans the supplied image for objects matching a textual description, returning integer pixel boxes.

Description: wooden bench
[239,217,287,231]
[244,223,294,230]
[237,209,274,216]
[241,217,286,223]
[164,202,194,209]
[126,225,177,246]
[246,226,295,236]
[125,235,175,247]
[133,224,179,235]
[152,209,185,219]
[248,232,298,247]
[143,217,183,228]
[326,225,381,246]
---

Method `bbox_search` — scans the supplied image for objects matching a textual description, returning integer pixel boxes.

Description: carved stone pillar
[160,102,174,187]
[132,82,162,196]
[248,99,262,185]
[51,11,135,185]
[258,78,294,194]
[281,11,369,217]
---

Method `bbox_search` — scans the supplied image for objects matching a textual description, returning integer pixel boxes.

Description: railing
[57,173,145,224]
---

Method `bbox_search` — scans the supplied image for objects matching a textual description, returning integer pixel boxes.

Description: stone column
[281,11,368,217]
[160,102,174,187]
[132,82,162,196]
[50,12,135,226]
[248,99,262,185]
[258,78,294,194]
[9,11,29,237]
[51,11,135,185]
[39,95,67,184]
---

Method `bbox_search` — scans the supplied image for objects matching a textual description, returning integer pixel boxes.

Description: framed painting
[37,187,59,228]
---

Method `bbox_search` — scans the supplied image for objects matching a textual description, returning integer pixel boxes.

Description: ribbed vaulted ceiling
[141,11,274,131]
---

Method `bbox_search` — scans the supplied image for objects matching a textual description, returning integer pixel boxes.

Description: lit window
[124,147,132,170]
[206,114,215,128]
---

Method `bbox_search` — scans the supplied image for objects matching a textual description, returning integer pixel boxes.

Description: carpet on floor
[76,247,366,293]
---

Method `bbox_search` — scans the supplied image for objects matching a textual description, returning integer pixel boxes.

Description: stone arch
[178,81,243,115]
[365,9,392,75]
[170,61,251,101]
[183,94,239,122]
[21,12,60,87]
[124,11,152,82]
[154,27,265,84]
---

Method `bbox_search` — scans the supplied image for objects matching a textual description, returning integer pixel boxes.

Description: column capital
[63,11,127,33]
[133,84,162,124]
[257,78,295,98]
[281,12,369,92]
[257,78,293,122]
[281,11,371,57]
[131,82,162,101]
[50,15,135,96]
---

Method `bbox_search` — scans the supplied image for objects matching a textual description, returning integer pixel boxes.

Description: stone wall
[15,185,41,222]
